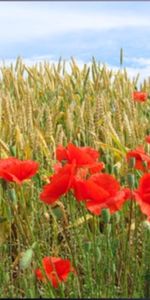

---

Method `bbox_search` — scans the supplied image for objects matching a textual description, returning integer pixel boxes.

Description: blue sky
[1,1,150,81]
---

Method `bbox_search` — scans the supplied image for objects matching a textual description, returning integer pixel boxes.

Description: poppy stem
[61,223,82,297]
[127,197,133,242]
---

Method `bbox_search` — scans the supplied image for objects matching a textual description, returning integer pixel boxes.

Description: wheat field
[0,57,150,298]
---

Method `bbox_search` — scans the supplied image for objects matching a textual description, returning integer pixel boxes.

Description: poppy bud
[112,211,120,223]
[127,174,135,189]
[113,166,119,177]
[128,157,136,169]
[20,248,34,270]
[106,224,112,236]
[7,188,17,204]
[101,208,111,223]
[84,241,92,252]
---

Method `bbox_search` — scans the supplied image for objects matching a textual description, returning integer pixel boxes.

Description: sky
[1,1,150,82]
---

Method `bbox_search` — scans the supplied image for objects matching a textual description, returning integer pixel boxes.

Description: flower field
[0,57,150,298]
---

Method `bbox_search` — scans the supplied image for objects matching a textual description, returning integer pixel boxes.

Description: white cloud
[0,3,150,43]
[125,56,150,67]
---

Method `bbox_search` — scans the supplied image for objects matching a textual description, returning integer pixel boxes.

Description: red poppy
[73,173,131,215]
[145,135,150,144]
[126,147,150,171]
[40,163,76,204]
[73,177,109,203]
[40,143,105,205]
[132,91,148,102]
[0,157,39,184]
[56,143,104,174]
[86,187,130,215]
[35,257,75,288]
[56,143,99,163]
[133,173,150,219]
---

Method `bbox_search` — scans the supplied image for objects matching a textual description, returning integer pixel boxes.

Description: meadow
[0,57,150,298]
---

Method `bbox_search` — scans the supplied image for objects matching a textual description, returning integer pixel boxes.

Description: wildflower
[126,147,150,172]
[56,143,104,174]
[35,257,75,288]
[132,91,148,102]
[133,173,150,219]
[73,173,131,215]
[0,157,39,184]
[40,143,104,205]
[40,163,76,204]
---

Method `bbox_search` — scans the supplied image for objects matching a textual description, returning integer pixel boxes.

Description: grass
[0,57,150,298]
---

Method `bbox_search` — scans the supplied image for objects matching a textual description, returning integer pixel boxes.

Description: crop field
[0,57,150,298]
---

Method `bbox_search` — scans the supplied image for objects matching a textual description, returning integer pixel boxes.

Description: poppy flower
[126,147,150,172]
[40,163,76,204]
[132,91,148,102]
[73,173,131,215]
[35,256,75,288]
[145,135,150,144]
[56,143,104,174]
[133,173,150,219]
[40,144,105,206]
[86,187,130,215]
[0,157,39,184]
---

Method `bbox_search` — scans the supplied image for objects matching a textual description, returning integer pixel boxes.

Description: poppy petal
[40,163,76,204]
[36,256,75,288]
[56,145,68,162]
[133,192,150,217]
[0,158,39,184]
[90,173,120,196]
